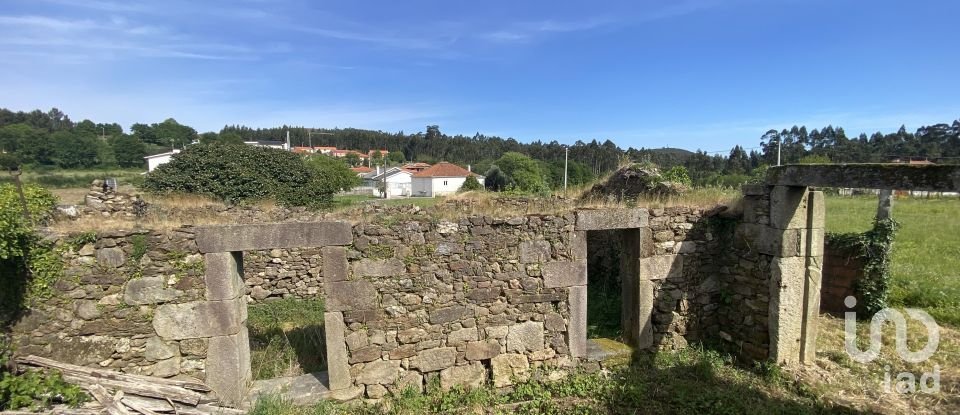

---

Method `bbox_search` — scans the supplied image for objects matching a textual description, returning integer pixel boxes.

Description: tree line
[1,107,957,187]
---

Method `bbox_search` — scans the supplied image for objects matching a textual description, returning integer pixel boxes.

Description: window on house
[443,180,448,186]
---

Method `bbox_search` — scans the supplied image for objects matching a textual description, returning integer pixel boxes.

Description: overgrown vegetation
[0,183,58,325]
[248,298,328,380]
[142,144,357,208]
[0,183,87,411]
[826,218,899,316]
[826,195,960,325]
[251,347,853,415]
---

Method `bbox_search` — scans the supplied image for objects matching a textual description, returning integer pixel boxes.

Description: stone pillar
[876,189,893,221]
[201,251,250,406]
[324,312,351,390]
[567,285,587,358]
[801,191,825,364]
[767,186,810,365]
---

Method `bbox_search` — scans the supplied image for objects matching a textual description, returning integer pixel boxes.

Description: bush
[661,166,692,186]
[0,184,57,259]
[458,175,482,192]
[142,143,348,208]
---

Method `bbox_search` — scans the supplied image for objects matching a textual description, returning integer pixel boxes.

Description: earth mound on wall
[583,164,688,201]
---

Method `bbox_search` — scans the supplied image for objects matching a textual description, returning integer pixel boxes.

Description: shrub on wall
[142,143,352,208]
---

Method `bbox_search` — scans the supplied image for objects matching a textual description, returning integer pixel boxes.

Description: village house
[411,162,484,197]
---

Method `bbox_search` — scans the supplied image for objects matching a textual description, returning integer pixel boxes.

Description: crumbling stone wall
[10,228,208,380]
[12,198,822,403]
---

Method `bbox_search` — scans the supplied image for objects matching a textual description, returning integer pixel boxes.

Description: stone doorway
[585,229,641,363]
[193,222,352,406]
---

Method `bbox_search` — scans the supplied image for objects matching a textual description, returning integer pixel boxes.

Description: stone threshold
[247,372,331,407]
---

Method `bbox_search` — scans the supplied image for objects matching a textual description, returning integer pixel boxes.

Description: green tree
[153,118,197,148]
[370,151,385,166]
[110,135,146,168]
[425,125,441,140]
[304,155,361,194]
[387,151,405,164]
[344,153,360,167]
[143,143,343,208]
[492,152,549,193]
[483,165,510,191]
[459,175,482,192]
[50,131,99,168]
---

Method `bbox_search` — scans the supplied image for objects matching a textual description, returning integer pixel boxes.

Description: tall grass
[825,195,960,326]
[247,298,328,380]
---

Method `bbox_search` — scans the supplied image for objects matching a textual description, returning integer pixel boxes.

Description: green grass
[825,195,960,326]
[248,298,327,380]
[250,347,853,415]
[587,286,622,340]
[0,167,145,188]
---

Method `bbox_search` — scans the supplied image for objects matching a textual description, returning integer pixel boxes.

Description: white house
[244,140,289,151]
[412,162,484,197]
[370,167,413,198]
[144,149,180,172]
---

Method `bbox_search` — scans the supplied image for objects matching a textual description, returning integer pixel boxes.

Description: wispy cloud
[477,18,613,43]
[0,13,264,61]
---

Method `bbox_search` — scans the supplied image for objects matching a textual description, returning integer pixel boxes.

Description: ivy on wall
[825,218,899,316]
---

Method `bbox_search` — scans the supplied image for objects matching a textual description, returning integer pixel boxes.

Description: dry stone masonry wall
[11,191,825,404]
[11,228,207,380]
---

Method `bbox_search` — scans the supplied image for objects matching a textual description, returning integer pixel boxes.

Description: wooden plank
[88,384,133,415]
[19,356,210,392]
[61,373,203,406]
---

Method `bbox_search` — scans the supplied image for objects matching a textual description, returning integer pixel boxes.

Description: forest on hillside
[1,107,958,187]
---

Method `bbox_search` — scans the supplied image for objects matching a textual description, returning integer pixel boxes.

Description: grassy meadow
[825,195,960,326]
[0,167,145,189]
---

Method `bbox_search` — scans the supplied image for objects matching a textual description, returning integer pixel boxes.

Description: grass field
[248,298,327,380]
[0,168,145,189]
[825,195,960,326]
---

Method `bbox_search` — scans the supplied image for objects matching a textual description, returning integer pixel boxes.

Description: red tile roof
[412,162,474,178]
[351,166,373,173]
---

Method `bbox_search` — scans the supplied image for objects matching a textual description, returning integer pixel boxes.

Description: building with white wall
[370,167,413,198]
[411,162,484,197]
[144,149,181,172]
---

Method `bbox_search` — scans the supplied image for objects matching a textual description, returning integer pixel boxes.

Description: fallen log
[19,356,210,392]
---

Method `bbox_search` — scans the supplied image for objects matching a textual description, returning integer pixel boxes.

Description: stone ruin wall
[8,204,792,401]
[10,228,209,380]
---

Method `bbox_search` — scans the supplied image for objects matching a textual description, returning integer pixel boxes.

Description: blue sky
[1,0,958,153]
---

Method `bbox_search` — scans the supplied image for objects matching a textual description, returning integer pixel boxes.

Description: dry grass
[799,312,960,414]
[142,192,227,210]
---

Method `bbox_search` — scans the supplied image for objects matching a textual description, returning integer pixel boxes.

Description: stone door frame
[572,209,651,355]
[761,164,960,365]
[193,222,353,406]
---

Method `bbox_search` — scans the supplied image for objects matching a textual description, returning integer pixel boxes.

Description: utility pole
[563,145,569,192]
[285,130,290,151]
[777,137,782,166]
